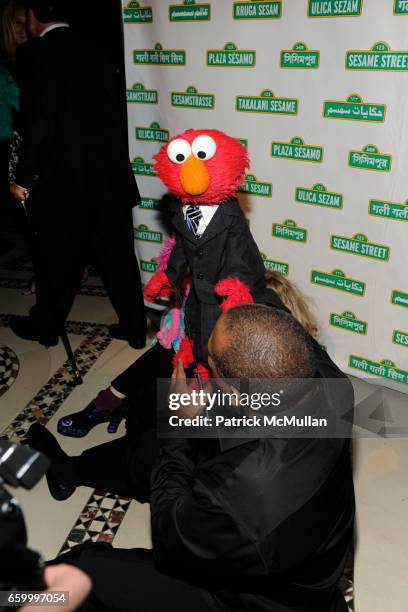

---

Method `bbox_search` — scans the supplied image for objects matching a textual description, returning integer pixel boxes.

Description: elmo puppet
[144,129,282,367]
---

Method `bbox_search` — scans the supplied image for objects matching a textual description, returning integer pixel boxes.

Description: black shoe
[26,424,76,501]
[57,401,128,438]
[9,315,59,347]
[108,324,146,349]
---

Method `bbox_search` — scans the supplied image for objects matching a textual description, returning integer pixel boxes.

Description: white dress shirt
[182,204,219,238]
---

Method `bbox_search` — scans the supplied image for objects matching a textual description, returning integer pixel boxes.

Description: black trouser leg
[52,544,214,612]
[90,206,146,343]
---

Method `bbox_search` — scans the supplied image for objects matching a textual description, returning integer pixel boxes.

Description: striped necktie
[185,204,203,239]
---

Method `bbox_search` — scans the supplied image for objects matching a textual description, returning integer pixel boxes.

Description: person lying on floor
[54,270,319,438]
[26,271,321,502]
[46,304,354,612]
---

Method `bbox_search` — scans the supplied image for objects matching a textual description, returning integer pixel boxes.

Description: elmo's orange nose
[179,155,210,196]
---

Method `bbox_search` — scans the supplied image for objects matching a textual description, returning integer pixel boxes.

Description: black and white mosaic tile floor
[1,231,407,611]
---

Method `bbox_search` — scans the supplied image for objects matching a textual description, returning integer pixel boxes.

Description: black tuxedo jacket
[165,197,276,305]
[15,28,139,217]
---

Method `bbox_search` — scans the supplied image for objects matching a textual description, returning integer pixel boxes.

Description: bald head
[208,304,315,381]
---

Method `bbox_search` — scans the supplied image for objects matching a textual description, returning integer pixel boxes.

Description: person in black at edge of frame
[8,0,146,348]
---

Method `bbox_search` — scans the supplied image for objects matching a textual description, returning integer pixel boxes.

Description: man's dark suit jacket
[151,345,355,612]
[15,27,139,217]
[165,197,286,360]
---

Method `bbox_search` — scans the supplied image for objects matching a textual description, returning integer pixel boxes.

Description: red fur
[215,277,254,312]
[193,363,211,381]
[172,336,194,369]
[153,129,249,204]
[143,270,172,302]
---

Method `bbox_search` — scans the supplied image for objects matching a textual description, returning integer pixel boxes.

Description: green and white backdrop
[121,0,408,392]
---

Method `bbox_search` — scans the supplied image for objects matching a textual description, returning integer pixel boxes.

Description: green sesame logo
[238,174,272,197]
[330,233,390,262]
[311,269,365,296]
[271,137,323,163]
[308,0,362,17]
[272,219,307,243]
[261,253,289,275]
[126,83,158,104]
[393,330,408,347]
[207,42,256,67]
[348,145,391,172]
[295,183,343,210]
[135,122,169,143]
[131,157,156,177]
[395,0,408,14]
[349,356,408,385]
[171,86,215,109]
[330,311,367,335]
[237,138,248,148]
[134,224,163,243]
[233,0,282,19]
[123,1,153,23]
[134,43,186,65]
[391,290,408,308]
[236,89,298,115]
[369,198,408,222]
[140,257,158,273]
[346,41,408,71]
[169,0,211,21]
[140,197,161,211]
[280,42,320,68]
[323,94,385,122]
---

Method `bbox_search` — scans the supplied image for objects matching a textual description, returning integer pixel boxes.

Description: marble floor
[0,230,407,611]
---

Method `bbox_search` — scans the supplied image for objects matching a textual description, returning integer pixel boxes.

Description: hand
[170,360,207,418]
[10,183,29,201]
[20,564,92,612]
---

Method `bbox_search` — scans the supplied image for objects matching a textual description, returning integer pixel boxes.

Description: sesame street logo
[134,225,163,243]
[271,137,323,163]
[346,42,408,70]
[308,0,362,17]
[280,42,320,68]
[393,330,408,347]
[169,0,210,21]
[391,290,408,308]
[233,1,282,19]
[126,83,158,104]
[369,199,408,221]
[131,157,156,176]
[395,0,408,13]
[272,219,307,243]
[140,198,160,211]
[236,89,297,115]
[207,42,255,67]
[171,87,215,109]
[134,43,186,65]
[238,174,272,197]
[140,258,158,273]
[349,356,408,385]
[123,1,153,23]
[261,253,289,275]
[323,94,385,122]
[311,269,365,296]
[135,122,169,143]
[295,183,343,210]
[330,311,367,335]
[330,233,390,262]
[348,145,391,172]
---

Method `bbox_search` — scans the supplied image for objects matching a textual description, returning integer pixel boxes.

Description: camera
[0,439,49,610]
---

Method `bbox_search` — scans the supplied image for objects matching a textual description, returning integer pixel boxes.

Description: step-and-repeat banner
[122,0,408,392]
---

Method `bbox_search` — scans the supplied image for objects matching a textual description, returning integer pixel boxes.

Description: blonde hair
[0,1,25,60]
[265,270,319,340]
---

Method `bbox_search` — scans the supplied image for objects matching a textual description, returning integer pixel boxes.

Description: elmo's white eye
[167,139,192,164]
[192,135,217,161]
